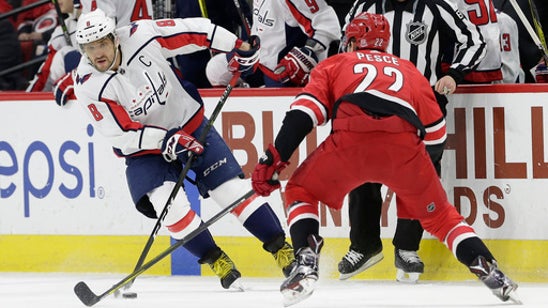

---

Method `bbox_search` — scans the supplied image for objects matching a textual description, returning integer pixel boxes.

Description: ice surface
[0,273,545,308]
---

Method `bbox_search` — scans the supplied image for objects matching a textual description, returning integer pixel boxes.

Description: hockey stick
[508,0,548,61]
[74,188,255,307]
[51,0,72,46]
[0,0,49,21]
[198,0,208,18]
[122,72,242,293]
[527,0,547,58]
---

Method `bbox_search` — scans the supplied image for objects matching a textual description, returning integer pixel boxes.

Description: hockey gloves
[535,58,548,83]
[252,144,289,196]
[161,128,204,162]
[53,71,76,106]
[274,46,318,86]
[227,35,260,75]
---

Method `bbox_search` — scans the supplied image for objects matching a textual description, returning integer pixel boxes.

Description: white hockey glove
[161,128,204,162]
[274,46,318,86]
[227,35,260,74]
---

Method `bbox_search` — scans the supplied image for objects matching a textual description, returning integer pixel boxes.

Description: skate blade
[281,278,316,307]
[496,286,522,305]
[396,269,420,283]
[229,279,245,292]
[339,252,384,280]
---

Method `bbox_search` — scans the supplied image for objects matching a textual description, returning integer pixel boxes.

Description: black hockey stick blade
[74,281,101,307]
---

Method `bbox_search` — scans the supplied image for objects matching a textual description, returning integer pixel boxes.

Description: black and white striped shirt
[342,0,486,85]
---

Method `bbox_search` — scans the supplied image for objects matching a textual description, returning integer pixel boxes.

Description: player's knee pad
[284,185,319,228]
[148,182,201,240]
[208,177,264,223]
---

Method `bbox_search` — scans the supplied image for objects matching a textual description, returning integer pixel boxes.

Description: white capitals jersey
[80,0,154,27]
[73,18,240,157]
[449,0,502,82]
[251,0,341,70]
[495,10,524,83]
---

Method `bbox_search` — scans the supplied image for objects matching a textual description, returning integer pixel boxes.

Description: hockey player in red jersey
[251,12,518,306]
[72,8,296,290]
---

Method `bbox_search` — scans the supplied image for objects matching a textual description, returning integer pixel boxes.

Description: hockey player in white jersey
[72,9,296,289]
[206,0,341,87]
[494,9,525,83]
[80,0,153,27]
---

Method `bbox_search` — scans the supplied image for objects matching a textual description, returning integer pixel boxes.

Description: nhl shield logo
[406,21,428,45]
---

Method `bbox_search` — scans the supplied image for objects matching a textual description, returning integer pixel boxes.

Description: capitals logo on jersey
[253,0,274,27]
[406,21,428,45]
[76,73,92,85]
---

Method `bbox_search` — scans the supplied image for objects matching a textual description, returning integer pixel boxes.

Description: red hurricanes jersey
[291,49,447,146]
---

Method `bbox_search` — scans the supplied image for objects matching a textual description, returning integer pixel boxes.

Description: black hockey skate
[469,255,520,303]
[394,249,424,283]
[280,234,324,307]
[338,247,384,280]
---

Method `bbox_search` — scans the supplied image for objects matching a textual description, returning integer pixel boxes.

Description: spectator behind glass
[15,0,57,78]
[0,1,27,90]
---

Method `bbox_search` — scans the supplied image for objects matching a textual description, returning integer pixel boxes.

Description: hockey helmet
[76,8,116,46]
[345,12,390,52]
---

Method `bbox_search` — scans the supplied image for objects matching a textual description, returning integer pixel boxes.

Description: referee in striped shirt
[337,0,486,282]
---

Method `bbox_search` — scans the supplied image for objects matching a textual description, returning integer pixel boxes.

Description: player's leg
[391,140,445,282]
[338,182,384,280]
[391,142,518,302]
[392,218,424,282]
[208,177,296,277]
[191,121,296,277]
[126,155,240,289]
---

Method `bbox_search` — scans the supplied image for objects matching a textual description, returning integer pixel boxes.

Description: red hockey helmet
[345,12,390,52]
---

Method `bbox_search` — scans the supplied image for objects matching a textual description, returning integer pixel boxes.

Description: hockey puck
[122,292,138,299]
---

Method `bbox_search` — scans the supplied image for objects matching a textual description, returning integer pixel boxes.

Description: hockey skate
[200,249,243,291]
[469,255,521,304]
[338,248,384,280]
[280,234,324,307]
[264,235,297,278]
[394,249,424,283]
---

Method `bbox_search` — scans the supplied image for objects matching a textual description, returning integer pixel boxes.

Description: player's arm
[412,70,447,148]
[149,18,242,57]
[252,66,331,196]
[437,0,486,84]
[286,0,341,57]
[74,80,166,156]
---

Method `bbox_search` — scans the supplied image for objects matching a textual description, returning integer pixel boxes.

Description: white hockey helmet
[76,8,116,45]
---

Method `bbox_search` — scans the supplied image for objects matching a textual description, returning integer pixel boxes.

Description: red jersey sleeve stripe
[156,32,211,51]
[290,94,328,126]
[285,0,315,36]
[424,119,447,145]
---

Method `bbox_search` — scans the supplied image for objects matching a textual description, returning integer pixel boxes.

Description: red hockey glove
[227,35,260,74]
[53,71,76,106]
[535,59,548,83]
[252,144,289,196]
[161,128,204,162]
[274,46,318,86]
